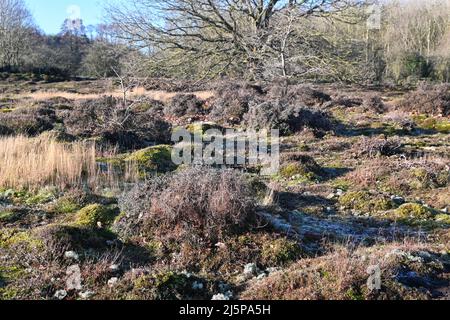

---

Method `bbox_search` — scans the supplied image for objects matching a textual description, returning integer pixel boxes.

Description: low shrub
[354,136,402,158]
[0,106,56,136]
[243,101,333,136]
[362,94,386,113]
[117,167,256,246]
[240,244,436,300]
[164,94,204,117]
[209,82,264,125]
[324,95,363,108]
[267,84,332,107]
[397,83,450,116]
[62,97,172,150]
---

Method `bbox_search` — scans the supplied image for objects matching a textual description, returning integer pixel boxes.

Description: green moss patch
[125,145,177,176]
[279,155,323,182]
[130,271,192,300]
[394,203,435,220]
[339,191,396,213]
[74,204,119,228]
[261,238,302,266]
[435,214,450,225]
[25,188,57,205]
[414,116,450,134]
[0,211,16,223]
[0,228,44,250]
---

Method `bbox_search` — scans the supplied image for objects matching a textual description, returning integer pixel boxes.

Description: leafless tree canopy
[106,0,366,80]
[0,0,34,69]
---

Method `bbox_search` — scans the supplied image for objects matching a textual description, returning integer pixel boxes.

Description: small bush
[243,101,333,136]
[0,106,56,136]
[362,94,386,113]
[133,98,165,114]
[324,95,363,108]
[354,136,402,158]
[209,82,264,124]
[397,83,450,116]
[62,97,172,150]
[117,167,256,246]
[165,94,204,117]
[267,84,332,107]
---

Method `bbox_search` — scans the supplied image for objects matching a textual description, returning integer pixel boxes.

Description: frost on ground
[0,79,449,300]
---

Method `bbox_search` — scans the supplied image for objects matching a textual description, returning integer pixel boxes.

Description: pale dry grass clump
[12,88,215,104]
[0,135,138,191]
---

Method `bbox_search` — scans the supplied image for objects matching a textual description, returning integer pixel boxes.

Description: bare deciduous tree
[0,0,33,69]
[106,0,364,80]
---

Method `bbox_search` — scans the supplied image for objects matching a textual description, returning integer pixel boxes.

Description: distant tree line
[0,0,449,84]
[0,0,132,80]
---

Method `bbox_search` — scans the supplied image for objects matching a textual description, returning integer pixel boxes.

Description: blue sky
[25,0,105,34]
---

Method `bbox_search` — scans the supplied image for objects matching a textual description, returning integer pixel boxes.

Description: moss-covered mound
[339,191,396,214]
[74,204,118,228]
[125,145,177,175]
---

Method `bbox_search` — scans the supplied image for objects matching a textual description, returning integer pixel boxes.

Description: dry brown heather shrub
[132,97,165,114]
[0,105,56,136]
[267,84,332,107]
[117,167,256,246]
[346,156,449,192]
[209,82,264,125]
[324,94,363,108]
[0,135,138,191]
[243,100,333,136]
[383,111,416,131]
[362,94,387,113]
[345,159,394,189]
[354,136,403,158]
[61,96,172,150]
[33,96,74,109]
[164,94,205,117]
[241,243,439,300]
[397,83,450,116]
[143,78,211,92]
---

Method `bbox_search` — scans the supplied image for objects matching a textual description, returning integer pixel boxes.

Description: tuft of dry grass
[0,135,138,191]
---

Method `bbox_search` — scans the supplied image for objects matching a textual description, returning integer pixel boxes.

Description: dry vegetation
[0,78,449,301]
[1,0,450,302]
[0,135,139,191]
